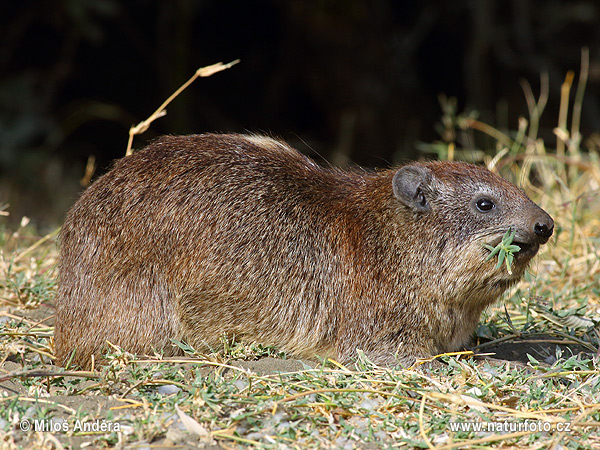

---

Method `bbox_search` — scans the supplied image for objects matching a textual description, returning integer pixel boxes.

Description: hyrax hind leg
[55,273,182,368]
[174,285,263,353]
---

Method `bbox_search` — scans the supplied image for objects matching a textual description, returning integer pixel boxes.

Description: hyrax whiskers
[54,133,554,368]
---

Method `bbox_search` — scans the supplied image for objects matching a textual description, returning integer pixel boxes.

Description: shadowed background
[2,0,600,229]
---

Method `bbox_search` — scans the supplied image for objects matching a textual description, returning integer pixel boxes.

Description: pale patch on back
[244,135,295,154]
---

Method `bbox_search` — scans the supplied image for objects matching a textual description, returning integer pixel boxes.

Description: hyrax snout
[54,133,553,368]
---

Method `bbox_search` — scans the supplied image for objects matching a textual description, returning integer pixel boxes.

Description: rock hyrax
[54,133,554,368]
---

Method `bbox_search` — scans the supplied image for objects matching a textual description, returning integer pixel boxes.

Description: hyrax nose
[533,213,554,243]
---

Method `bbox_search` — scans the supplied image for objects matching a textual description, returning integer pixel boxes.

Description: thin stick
[13,227,60,263]
[0,369,99,383]
[125,59,240,156]
[556,71,574,160]
[419,394,435,449]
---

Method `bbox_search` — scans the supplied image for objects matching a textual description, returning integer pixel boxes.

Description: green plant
[483,228,521,275]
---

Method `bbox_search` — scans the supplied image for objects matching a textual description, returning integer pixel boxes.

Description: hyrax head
[392,161,553,280]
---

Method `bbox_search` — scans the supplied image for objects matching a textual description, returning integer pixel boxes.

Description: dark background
[2,0,600,229]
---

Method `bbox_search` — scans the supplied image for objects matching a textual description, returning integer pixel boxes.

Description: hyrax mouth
[485,232,541,267]
[511,241,540,260]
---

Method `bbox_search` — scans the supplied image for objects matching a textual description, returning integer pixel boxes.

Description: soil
[474,335,596,369]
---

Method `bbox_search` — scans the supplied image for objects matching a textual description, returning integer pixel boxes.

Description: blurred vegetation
[1,0,600,228]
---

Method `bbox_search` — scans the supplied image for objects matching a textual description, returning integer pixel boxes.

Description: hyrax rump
[55,133,554,368]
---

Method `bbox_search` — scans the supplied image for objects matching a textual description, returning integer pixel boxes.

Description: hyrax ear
[392,165,433,212]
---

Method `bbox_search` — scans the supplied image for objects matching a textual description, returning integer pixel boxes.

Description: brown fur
[54,133,553,368]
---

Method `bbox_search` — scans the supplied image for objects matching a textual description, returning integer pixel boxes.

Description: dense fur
[54,134,553,368]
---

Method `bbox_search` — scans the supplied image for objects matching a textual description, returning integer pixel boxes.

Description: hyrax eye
[476,198,495,212]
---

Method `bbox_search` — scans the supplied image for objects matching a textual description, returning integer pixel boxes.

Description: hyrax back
[55,133,553,368]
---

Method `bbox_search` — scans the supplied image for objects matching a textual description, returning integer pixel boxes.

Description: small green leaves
[483,228,521,275]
